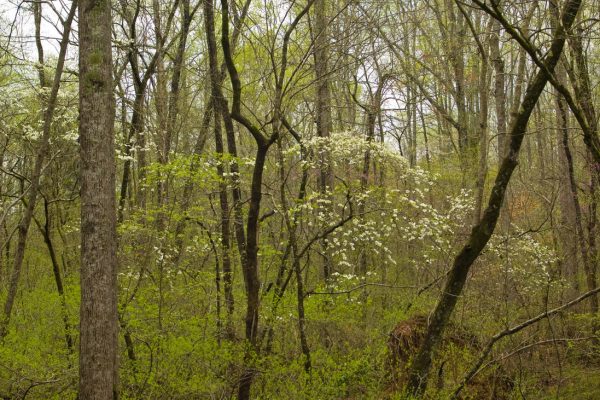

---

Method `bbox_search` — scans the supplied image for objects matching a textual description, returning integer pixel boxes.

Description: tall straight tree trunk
[557,88,598,312]
[118,88,145,222]
[358,109,376,277]
[152,0,169,223]
[405,0,582,393]
[587,166,599,319]
[446,0,469,155]
[118,0,145,222]
[166,0,191,158]
[406,84,416,167]
[313,0,334,281]
[293,235,311,372]
[314,0,333,190]
[33,0,46,88]
[221,0,255,268]
[555,85,580,287]
[78,0,119,396]
[204,0,234,335]
[568,29,600,311]
[0,0,77,339]
[236,144,269,400]
[358,80,384,277]
[473,34,491,224]
[490,20,507,158]
[275,138,311,371]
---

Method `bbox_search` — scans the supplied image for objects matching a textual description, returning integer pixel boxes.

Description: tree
[3,0,600,397]
[405,0,583,394]
[0,0,77,339]
[78,0,119,396]
[220,0,317,397]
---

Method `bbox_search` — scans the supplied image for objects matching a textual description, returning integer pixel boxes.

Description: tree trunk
[358,81,383,277]
[557,90,598,313]
[236,144,269,400]
[490,20,507,158]
[204,0,235,336]
[555,91,579,280]
[313,0,334,281]
[220,0,316,397]
[405,0,582,393]
[78,0,119,395]
[568,31,600,314]
[473,34,491,224]
[33,0,46,88]
[446,0,469,155]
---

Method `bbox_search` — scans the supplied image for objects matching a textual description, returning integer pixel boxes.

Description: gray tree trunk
[78,0,119,396]
[314,0,334,281]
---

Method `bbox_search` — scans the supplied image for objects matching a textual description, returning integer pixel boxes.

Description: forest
[0,0,599,398]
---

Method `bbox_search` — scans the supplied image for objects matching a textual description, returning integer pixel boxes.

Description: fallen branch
[452,286,600,399]
[305,282,416,297]
[479,336,597,372]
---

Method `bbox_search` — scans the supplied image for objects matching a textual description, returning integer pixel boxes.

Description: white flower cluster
[392,187,474,263]
[280,148,473,275]
[0,86,25,110]
[284,131,408,171]
[485,230,560,293]
[328,213,397,270]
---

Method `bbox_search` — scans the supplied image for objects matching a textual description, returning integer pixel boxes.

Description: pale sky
[1,0,76,60]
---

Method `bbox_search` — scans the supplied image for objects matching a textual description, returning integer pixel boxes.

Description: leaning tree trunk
[405,0,582,394]
[78,0,119,396]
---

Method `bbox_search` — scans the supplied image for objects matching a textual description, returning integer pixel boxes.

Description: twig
[305,282,417,297]
[452,286,600,398]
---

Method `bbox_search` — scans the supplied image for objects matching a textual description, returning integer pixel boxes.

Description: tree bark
[313,0,334,281]
[490,20,507,158]
[555,91,579,275]
[358,79,384,277]
[446,0,469,155]
[473,30,491,225]
[33,0,46,88]
[78,0,119,396]
[314,0,333,192]
[204,0,235,336]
